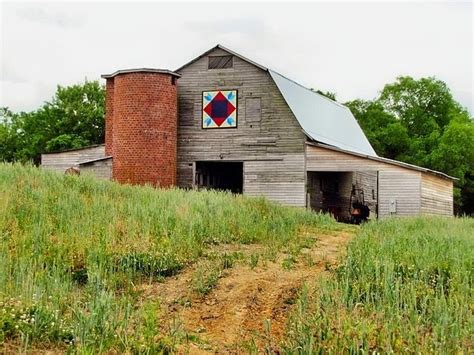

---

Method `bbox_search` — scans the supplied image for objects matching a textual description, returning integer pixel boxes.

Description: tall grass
[0,163,337,351]
[284,217,474,353]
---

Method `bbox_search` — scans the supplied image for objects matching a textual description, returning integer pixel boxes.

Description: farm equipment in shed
[349,183,370,224]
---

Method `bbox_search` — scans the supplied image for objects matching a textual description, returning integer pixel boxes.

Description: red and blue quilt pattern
[202,90,237,128]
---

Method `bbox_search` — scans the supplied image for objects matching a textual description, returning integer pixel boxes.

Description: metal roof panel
[269,70,377,156]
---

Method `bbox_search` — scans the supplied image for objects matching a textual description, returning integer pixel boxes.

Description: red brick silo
[102,69,180,187]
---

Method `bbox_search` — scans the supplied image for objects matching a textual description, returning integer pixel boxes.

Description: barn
[41,44,455,219]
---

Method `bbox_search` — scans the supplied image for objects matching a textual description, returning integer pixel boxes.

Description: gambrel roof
[176,44,377,156]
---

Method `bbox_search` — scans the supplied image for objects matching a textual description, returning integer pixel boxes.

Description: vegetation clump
[283,217,474,353]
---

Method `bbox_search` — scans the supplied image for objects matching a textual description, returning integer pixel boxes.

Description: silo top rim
[101,68,181,79]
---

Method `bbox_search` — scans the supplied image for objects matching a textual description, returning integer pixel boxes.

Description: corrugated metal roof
[269,70,377,156]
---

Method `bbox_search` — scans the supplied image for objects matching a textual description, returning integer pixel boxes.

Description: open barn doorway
[195,161,243,193]
[307,171,378,223]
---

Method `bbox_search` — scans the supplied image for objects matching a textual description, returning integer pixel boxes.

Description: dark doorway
[195,161,243,193]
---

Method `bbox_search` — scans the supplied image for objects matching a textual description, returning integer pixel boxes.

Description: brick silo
[102,69,180,187]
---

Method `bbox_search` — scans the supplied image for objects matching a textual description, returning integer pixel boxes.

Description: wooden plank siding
[305,144,453,217]
[41,145,106,173]
[353,171,378,217]
[421,173,453,215]
[80,158,113,180]
[176,48,307,206]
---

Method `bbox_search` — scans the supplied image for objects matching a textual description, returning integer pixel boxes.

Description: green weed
[0,163,339,352]
[283,217,474,353]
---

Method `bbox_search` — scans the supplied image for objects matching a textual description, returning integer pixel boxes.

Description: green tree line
[1,77,473,214]
[0,81,104,164]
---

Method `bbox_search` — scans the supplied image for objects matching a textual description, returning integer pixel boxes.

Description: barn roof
[269,70,376,156]
[176,44,376,156]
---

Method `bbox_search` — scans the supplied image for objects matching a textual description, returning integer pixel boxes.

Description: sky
[1,1,473,114]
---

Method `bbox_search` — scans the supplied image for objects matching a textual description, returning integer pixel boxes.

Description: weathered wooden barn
[41,45,455,219]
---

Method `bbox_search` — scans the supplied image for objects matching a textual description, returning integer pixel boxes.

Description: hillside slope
[0,164,343,352]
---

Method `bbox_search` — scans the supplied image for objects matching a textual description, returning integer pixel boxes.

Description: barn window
[208,55,233,69]
[245,97,261,122]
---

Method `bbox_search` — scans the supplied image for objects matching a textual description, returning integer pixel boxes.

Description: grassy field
[283,217,474,353]
[0,163,338,352]
[0,164,472,353]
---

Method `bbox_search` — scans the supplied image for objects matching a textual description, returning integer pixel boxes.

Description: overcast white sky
[1,1,473,114]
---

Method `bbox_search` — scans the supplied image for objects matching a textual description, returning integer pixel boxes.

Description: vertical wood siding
[420,173,453,215]
[378,170,421,217]
[41,145,105,173]
[177,48,307,206]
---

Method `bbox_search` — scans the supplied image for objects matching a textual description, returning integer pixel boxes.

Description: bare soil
[140,230,353,353]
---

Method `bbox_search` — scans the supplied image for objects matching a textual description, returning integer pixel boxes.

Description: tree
[315,90,337,101]
[345,99,410,160]
[0,81,105,164]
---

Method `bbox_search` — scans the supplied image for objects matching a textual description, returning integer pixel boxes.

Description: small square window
[208,55,233,69]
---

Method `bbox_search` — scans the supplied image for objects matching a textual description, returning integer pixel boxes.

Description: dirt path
[140,230,353,353]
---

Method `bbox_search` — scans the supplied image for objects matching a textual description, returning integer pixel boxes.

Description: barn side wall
[305,144,437,218]
[177,48,307,206]
[420,173,453,215]
[80,158,113,180]
[41,145,105,173]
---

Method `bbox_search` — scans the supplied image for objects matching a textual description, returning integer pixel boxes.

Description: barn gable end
[176,46,307,206]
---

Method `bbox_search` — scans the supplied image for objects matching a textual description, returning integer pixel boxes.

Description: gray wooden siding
[177,48,307,206]
[305,144,428,218]
[41,145,105,173]
[80,158,112,180]
[353,171,378,218]
[244,154,305,206]
[421,173,453,215]
[378,169,421,217]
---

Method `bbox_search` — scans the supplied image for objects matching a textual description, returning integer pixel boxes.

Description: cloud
[0,2,471,115]
[1,60,27,84]
[15,6,85,29]
[186,16,266,37]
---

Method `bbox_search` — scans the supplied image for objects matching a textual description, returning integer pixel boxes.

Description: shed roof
[78,156,113,166]
[41,144,105,155]
[176,44,376,156]
[307,142,457,181]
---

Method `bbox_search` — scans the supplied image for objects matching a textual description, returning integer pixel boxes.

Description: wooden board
[421,173,453,215]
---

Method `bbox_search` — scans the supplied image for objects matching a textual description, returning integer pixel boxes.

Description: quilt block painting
[202,90,237,128]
